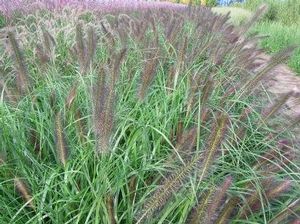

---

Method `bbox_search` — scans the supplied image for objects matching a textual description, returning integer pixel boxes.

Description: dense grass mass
[0,3,299,224]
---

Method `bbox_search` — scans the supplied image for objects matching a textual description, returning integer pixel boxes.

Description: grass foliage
[0,13,5,28]
[0,4,299,224]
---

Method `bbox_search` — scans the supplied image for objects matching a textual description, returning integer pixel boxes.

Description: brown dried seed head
[7,31,29,95]
[65,83,78,109]
[55,111,68,167]
[14,177,35,209]
[106,194,116,224]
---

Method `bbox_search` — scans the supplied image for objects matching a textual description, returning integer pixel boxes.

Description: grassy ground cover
[250,21,300,75]
[235,0,300,25]
[233,0,300,74]
[212,7,252,25]
[0,2,299,224]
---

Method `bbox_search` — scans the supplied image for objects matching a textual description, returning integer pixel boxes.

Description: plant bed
[0,3,299,224]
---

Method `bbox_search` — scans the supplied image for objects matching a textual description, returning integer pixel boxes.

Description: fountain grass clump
[0,3,299,224]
